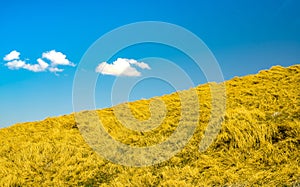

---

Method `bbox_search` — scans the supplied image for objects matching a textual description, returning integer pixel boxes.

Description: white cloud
[127,58,151,69]
[5,58,49,72]
[42,50,75,66]
[49,67,64,73]
[3,50,20,61]
[3,50,75,74]
[37,58,49,70]
[5,60,26,70]
[22,58,50,72]
[95,58,151,77]
[23,64,45,72]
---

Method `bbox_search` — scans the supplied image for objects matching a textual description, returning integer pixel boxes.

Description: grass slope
[0,65,299,186]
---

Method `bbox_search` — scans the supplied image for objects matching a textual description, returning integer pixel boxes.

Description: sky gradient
[1,0,300,127]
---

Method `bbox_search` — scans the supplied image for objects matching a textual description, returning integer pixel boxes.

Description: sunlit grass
[0,65,299,186]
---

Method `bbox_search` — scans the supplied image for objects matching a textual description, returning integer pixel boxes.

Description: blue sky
[1,0,300,127]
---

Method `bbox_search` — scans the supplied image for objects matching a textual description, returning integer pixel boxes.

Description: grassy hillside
[0,65,299,186]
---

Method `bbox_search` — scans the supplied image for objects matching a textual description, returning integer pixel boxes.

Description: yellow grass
[0,64,299,186]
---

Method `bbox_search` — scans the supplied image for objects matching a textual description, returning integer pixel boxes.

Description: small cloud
[42,50,75,67]
[3,50,75,74]
[22,58,49,72]
[3,50,20,61]
[37,58,49,70]
[5,59,26,70]
[5,58,48,72]
[95,58,151,77]
[23,64,46,72]
[49,67,64,73]
[127,59,151,69]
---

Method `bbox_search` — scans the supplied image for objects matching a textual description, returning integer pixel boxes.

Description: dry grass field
[0,65,299,186]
